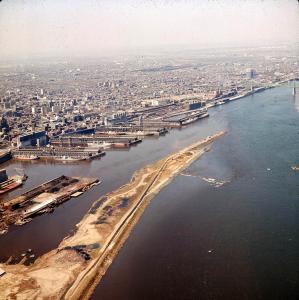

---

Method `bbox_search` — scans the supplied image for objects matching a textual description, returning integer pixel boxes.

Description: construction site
[0,175,100,234]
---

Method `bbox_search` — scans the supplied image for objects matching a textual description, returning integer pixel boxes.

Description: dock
[50,135,142,149]
[95,126,168,136]
[0,175,100,234]
[12,147,105,161]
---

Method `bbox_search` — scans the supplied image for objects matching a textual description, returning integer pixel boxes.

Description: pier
[0,175,100,234]
[162,107,209,125]
[50,135,142,149]
[95,126,168,136]
[12,147,105,161]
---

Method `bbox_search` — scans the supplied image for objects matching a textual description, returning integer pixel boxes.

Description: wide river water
[1,85,299,299]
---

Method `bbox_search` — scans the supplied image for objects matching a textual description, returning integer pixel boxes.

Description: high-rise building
[246,68,256,79]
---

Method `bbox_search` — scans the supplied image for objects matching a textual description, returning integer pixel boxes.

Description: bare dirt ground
[0,131,225,300]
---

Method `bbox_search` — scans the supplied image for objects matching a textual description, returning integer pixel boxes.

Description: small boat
[291,165,299,171]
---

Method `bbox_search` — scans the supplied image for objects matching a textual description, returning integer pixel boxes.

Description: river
[1,85,298,299]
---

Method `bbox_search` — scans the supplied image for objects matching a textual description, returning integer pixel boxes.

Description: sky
[0,0,298,59]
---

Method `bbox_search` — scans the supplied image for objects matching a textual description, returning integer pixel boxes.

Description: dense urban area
[1,46,298,153]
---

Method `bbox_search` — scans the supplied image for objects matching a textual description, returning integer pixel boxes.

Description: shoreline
[64,141,215,300]
[0,131,226,300]
[210,78,297,107]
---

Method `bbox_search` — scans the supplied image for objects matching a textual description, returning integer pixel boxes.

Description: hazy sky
[0,0,298,59]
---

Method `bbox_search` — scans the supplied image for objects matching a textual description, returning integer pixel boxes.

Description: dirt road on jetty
[0,131,225,300]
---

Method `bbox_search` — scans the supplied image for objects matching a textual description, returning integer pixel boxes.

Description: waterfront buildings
[0,46,298,153]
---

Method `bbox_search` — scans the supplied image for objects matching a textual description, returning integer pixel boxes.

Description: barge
[0,175,100,234]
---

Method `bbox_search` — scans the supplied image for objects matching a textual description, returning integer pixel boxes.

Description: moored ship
[14,154,40,161]
[181,112,209,125]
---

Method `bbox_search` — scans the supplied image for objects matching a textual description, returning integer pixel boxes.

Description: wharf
[163,108,208,123]
[181,112,209,125]
[96,131,158,137]
[142,121,181,128]
[51,135,142,148]
[0,175,100,234]
[12,147,105,161]
[96,126,168,136]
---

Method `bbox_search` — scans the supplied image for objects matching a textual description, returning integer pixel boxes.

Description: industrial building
[17,131,48,148]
